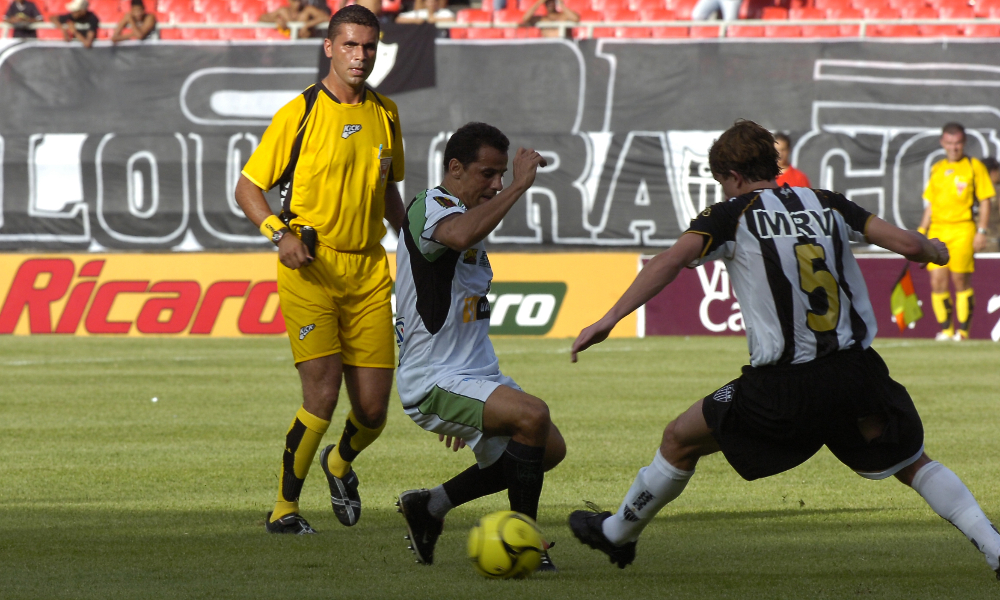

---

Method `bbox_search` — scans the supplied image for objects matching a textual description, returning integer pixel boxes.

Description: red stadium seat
[218,27,257,39]
[604,7,640,20]
[576,8,603,20]
[651,25,687,36]
[962,22,1000,36]
[456,8,492,22]
[640,7,675,20]
[382,0,402,14]
[37,27,64,39]
[991,6,1000,17]
[801,24,844,36]
[563,0,589,12]
[180,27,220,38]
[255,26,286,39]
[448,27,468,38]
[851,0,884,11]
[616,25,651,36]
[789,7,824,19]
[973,0,1000,17]
[901,5,935,18]
[632,0,665,11]
[765,24,802,36]
[938,5,974,19]
[669,0,697,18]
[689,24,720,37]
[157,27,182,38]
[480,0,492,10]
[587,26,617,37]
[760,6,788,19]
[465,27,505,38]
[727,24,764,36]
[591,0,625,11]
[492,8,524,22]
[204,7,240,22]
[826,7,862,35]
[864,7,900,19]
[813,0,849,10]
[870,23,920,36]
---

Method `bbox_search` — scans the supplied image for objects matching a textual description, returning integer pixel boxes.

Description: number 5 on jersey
[795,243,840,333]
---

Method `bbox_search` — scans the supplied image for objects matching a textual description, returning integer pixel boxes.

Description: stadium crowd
[5,0,1000,40]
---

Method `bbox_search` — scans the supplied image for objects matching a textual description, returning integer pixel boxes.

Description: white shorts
[403,371,520,467]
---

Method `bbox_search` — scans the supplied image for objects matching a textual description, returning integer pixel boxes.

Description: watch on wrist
[978,228,988,235]
[271,227,290,245]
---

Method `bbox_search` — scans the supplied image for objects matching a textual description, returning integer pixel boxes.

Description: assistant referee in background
[235,5,405,534]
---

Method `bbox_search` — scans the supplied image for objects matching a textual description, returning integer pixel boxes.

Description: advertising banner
[0,252,638,338]
[642,254,1000,341]
[1,38,998,250]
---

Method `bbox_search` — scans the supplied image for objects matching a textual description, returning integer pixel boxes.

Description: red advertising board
[642,254,1000,341]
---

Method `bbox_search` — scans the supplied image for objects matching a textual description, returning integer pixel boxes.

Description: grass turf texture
[0,336,998,599]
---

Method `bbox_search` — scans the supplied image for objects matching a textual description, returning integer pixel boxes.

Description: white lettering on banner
[988,295,1000,342]
[695,261,744,333]
[515,294,556,327]
[489,294,522,326]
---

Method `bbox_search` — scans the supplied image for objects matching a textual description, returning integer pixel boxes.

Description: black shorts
[701,347,924,481]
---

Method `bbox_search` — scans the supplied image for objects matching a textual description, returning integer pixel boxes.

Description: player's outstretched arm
[570,232,704,362]
[866,217,948,266]
[433,148,546,251]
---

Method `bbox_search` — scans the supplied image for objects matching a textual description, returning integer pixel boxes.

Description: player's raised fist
[511,147,548,190]
[929,238,949,266]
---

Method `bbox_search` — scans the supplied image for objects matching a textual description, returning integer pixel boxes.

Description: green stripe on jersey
[417,386,485,432]
[406,190,448,262]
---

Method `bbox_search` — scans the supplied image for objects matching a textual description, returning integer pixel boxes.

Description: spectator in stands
[691,0,743,20]
[260,0,329,38]
[306,0,331,14]
[51,0,99,48]
[395,0,454,24]
[774,132,810,188]
[111,0,156,42]
[983,157,1000,249]
[522,0,579,37]
[4,0,43,38]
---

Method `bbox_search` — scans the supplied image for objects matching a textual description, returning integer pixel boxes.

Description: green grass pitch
[1,336,998,599]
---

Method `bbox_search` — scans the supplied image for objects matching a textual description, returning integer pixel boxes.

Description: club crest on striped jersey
[755,208,835,239]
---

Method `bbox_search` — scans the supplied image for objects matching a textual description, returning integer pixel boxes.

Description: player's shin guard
[272,407,330,522]
[911,461,1000,570]
[502,441,545,521]
[325,411,385,479]
[931,292,954,335]
[602,450,693,545]
[956,288,974,336]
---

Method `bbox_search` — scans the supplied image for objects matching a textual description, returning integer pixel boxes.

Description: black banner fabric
[1,38,997,251]
[317,22,437,94]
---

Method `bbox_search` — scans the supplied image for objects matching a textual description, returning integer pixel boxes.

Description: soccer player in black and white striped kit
[569,120,1000,579]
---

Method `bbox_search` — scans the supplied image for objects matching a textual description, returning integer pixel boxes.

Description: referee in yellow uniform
[235,5,405,534]
[917,122,995,341]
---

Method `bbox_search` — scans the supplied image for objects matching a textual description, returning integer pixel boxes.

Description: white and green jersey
[395,186,499,408]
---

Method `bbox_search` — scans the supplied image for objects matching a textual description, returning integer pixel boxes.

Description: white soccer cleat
[935,331,954,341]
[953,331,968,342]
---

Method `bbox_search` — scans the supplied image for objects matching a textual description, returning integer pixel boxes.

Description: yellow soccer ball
[467,511,544,580]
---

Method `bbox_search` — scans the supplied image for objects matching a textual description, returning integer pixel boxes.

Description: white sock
[602,450,694,545]
[911,461,1000,571]
[427,485,452,520]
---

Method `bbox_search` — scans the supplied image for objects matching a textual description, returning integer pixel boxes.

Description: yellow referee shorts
[927,221,976,274]
[277,243,395,367]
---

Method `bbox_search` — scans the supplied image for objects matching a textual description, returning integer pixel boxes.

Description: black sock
[441,460,507,508]
[502,440,545,520]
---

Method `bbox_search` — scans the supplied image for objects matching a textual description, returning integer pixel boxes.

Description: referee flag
[890,263,922,332]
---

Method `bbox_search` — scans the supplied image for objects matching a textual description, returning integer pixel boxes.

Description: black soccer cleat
[265,511,317,535]
[538,541,558,573]
[319,444,361,526]
[569,510,637,569]
[396,489,444,565]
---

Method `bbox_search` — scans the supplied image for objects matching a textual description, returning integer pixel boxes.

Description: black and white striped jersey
[686,184,878,367]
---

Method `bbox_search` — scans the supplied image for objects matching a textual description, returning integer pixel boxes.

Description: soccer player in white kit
[570,120,1000,580]
[393,123,565,568]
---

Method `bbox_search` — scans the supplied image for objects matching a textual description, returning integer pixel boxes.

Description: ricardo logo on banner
[0,256,285,336]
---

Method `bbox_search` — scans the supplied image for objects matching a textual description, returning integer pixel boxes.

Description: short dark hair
[942,122,966,138]
[983,156,1000,172]
[327,4,379,41]
[709,119,781,182]
[443,122,510,170]
[130,0,144,6]
[773,132,791,146]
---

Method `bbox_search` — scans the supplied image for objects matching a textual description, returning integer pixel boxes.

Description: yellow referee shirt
[922,156,995,225]
[242,83,405,252]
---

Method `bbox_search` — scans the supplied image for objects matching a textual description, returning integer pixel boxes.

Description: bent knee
[516,398,551,435]
[353,405,387,429]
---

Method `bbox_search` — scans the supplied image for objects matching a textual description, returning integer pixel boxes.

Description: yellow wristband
[259,215,286,241]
